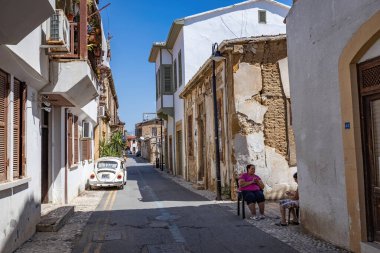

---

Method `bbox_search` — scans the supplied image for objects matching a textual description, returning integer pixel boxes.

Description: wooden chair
[235,178,245,219]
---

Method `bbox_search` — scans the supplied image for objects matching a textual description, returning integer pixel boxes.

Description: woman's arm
[256,178,265,190]
[238,178,254,188]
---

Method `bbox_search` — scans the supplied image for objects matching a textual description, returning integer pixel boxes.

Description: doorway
[197,103,207,187]
[176,130,182,176]
[169,136,173,173]
[41,110,49,203]
[359,57,380,242]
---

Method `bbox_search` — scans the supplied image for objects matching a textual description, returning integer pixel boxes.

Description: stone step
[36,206,74,232]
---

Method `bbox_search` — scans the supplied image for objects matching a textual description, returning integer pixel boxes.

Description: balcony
[41,3,103,107]
[41,60,99,107]
[156,94,174,118]
[0,0,54,44]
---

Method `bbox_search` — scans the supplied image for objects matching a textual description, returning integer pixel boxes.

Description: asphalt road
[72,157,297,253]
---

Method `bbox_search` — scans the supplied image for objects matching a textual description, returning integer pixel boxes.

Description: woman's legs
[248,203,256,216]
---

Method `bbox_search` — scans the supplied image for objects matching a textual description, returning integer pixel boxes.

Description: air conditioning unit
[45,9,70,53]
[82,122,92,138]
[98,106,106,118]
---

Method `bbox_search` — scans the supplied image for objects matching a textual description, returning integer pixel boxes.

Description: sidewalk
[15,190,104,253]
[156,168,350,253]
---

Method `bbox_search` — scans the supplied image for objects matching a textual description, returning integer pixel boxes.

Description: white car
[89,157,127,190]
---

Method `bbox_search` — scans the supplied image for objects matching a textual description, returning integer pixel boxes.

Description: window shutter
[87,139,91,160]
[67,113,73,167]
[162,65,172,93]
[74,116,78,163]
[178,51,182,87]
[173,59,177,90]
[0,71,8,182]
[258,10,266,23]
[81,139,88,161]
[13,79,21,179]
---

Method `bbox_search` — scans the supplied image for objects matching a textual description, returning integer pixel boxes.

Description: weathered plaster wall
[231,38,297,199]
[286,0,380,250]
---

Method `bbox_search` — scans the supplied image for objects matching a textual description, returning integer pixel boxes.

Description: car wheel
[119,185,124,190]
[124,181,126,185]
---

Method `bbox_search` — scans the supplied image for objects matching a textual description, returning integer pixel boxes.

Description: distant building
[135,119,165,164]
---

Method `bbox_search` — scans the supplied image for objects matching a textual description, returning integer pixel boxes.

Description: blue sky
[101,0,292,133]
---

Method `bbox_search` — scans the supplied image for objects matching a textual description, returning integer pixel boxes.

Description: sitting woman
[276,172,299,226]
[238,164,265,220]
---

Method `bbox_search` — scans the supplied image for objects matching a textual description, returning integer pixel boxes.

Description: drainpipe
[64,108,68,204]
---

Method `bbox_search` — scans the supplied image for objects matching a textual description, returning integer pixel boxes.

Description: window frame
[258,10,267,24]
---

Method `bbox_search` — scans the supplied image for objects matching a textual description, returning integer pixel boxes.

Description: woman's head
[246,164,255,174]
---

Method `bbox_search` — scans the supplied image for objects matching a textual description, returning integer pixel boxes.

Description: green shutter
[174,59,177,91]
[178,50,182,87]
[160,64,173,94]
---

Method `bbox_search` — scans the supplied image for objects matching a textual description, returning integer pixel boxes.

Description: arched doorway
[339,10,380,247]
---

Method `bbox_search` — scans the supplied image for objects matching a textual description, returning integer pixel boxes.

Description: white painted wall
[0,79,43,253]
[163,95,173,107]
[183,1,288,85]
[286,0,380,250]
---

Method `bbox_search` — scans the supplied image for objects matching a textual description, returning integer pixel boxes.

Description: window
[187,114,193,156]
[173,59,177,90]
[178,50,183,87]
[258,10,267,24]
[0,70,27,183]
[161,65,173,93]
[152,127,157,137]
[156,69,161,97]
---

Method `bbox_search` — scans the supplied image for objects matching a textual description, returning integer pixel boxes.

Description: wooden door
[176,130,182,176]
[359,57,380,242]
[169,136,173,173]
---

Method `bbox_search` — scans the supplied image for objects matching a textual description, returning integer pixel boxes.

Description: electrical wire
[220,16,238,38]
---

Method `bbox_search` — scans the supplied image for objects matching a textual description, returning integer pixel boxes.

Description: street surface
[72,157,297,253]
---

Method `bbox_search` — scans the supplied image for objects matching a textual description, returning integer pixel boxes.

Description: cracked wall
[231,38,297,199]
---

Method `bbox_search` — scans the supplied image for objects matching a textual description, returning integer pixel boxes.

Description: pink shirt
[239,173,262,191]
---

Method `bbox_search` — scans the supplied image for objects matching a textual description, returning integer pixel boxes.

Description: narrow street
[72,157,297,253]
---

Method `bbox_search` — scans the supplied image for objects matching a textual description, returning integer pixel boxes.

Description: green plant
[99,131,125,157]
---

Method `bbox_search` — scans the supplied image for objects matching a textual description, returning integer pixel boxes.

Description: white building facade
[287,1,380,252]
[149,0,289,178]
[0,0,102,252]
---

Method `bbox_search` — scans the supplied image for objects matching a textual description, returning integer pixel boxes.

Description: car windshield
[97,161,118,169]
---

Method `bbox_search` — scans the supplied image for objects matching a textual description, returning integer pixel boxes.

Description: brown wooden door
[176,130,182,176]
[359,57,380,242]
[169,136,173,173]
[41,110,49,203]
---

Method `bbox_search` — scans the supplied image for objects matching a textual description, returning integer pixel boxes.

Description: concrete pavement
[71,157,297,253]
